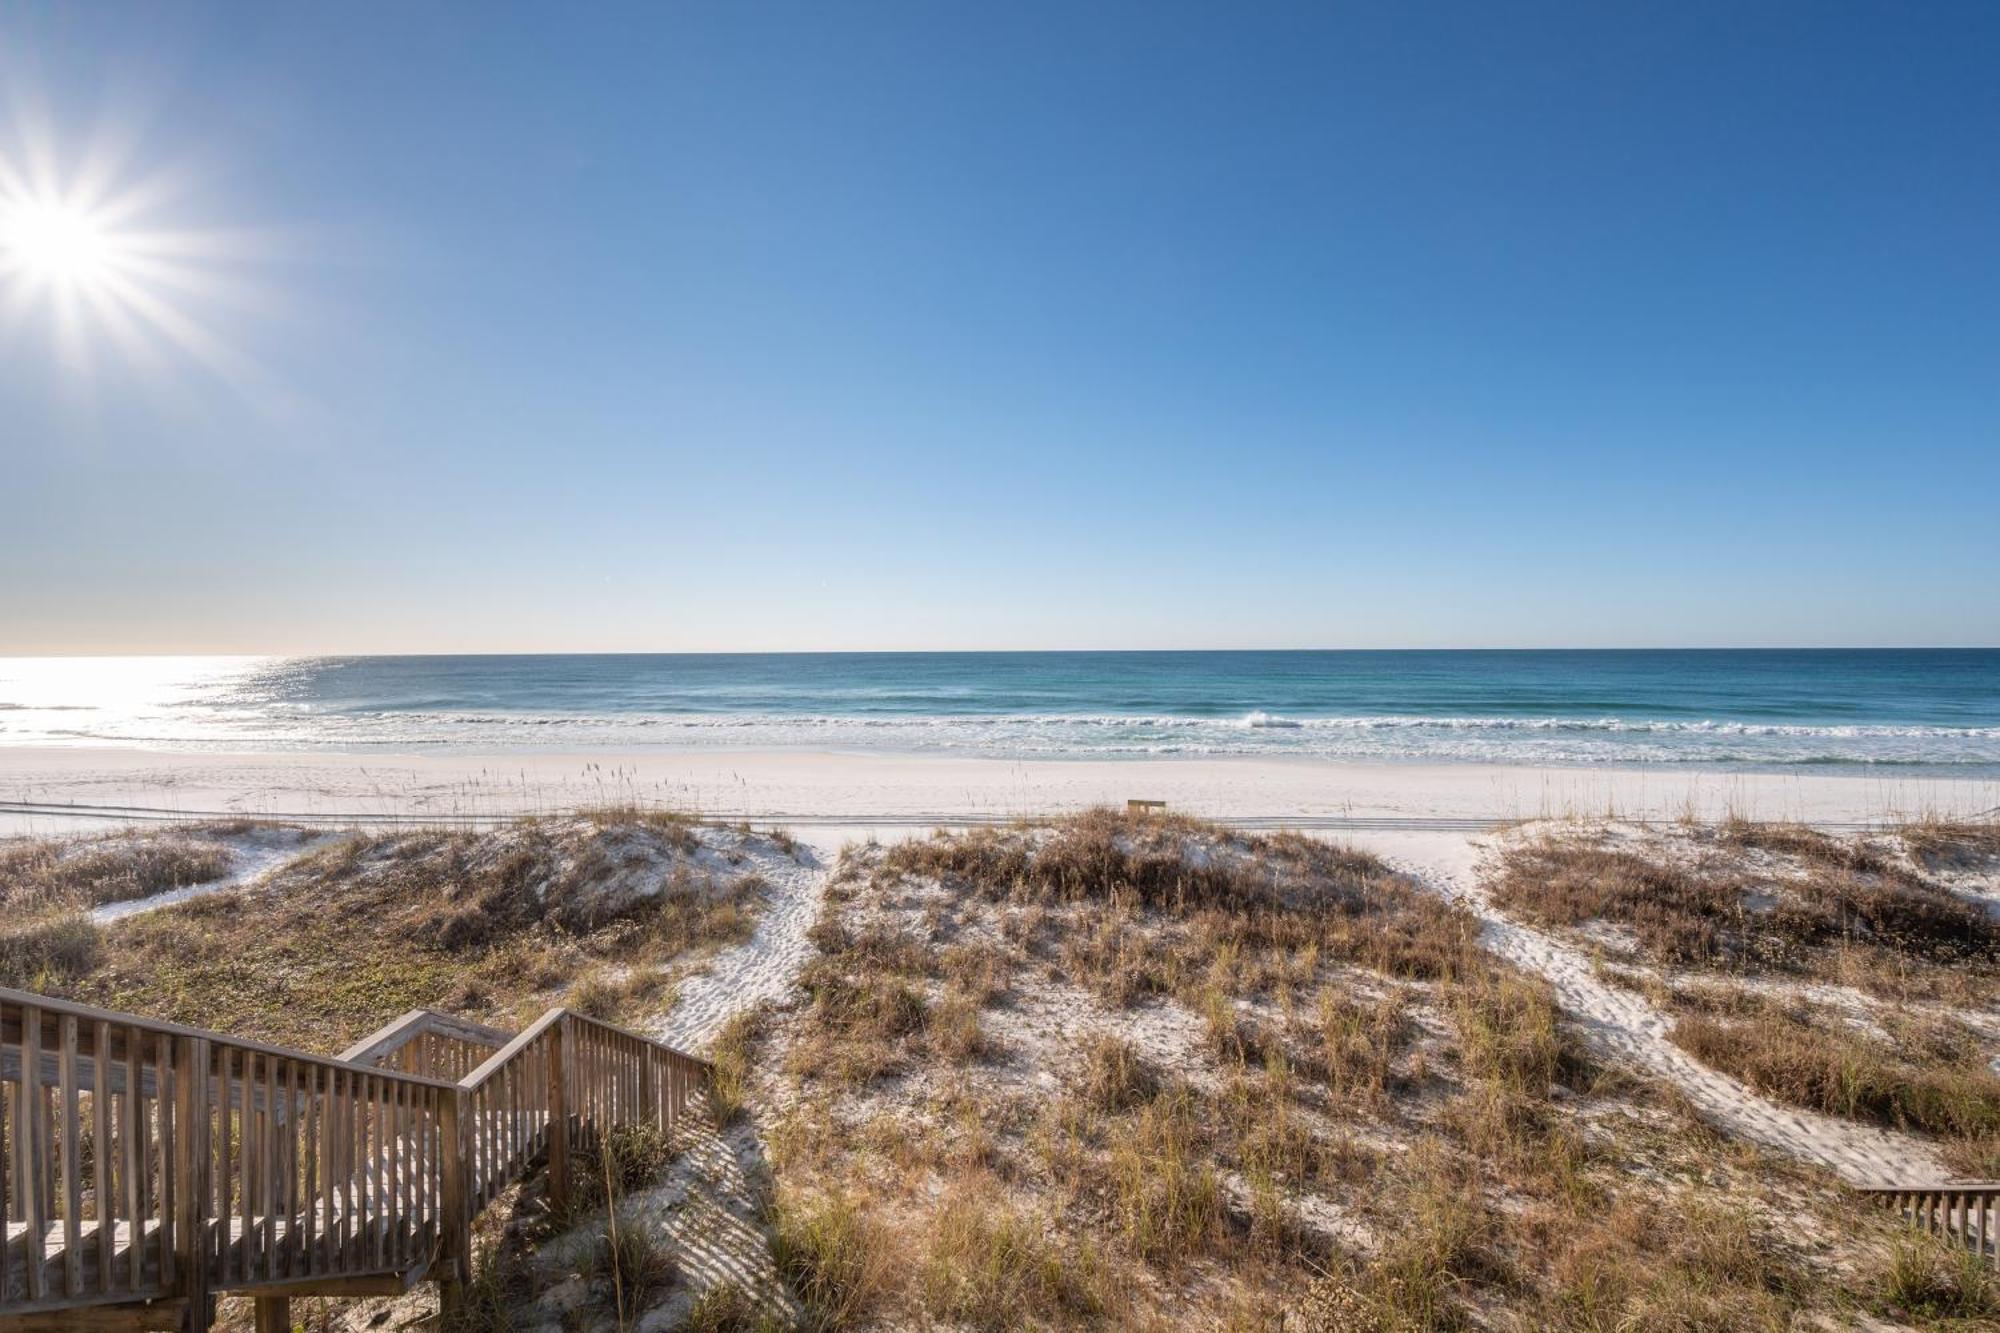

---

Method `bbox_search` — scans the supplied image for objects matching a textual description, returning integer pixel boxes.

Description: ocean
[1,650,1996,772]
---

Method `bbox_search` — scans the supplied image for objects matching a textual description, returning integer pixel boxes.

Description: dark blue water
[3,650,1997,769]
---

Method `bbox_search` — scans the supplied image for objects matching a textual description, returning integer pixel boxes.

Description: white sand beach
[4,744,1995,837]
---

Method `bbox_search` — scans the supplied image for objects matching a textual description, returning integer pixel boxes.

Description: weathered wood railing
[1863,1184,2000,1268]
[2,989,711,1331]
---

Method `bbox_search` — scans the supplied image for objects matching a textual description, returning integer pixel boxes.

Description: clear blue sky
[3,1,1995,653]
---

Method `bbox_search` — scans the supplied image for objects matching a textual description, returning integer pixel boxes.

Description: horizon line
[4,645,1999,660]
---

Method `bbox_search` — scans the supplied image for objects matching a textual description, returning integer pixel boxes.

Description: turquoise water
[1,651,1996,771]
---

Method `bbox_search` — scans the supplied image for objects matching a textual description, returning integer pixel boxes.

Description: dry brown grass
[1900,816,2000,867]
[0,828,236,909]
[0,911,102,991]
[1666,987,2000,1168]
[755,810,1907,1330]
[37,817,776,1052]
[0,827,260,991]
[1491,823,2000,998]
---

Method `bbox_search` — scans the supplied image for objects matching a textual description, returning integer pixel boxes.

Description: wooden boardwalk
[1,988,710,1331]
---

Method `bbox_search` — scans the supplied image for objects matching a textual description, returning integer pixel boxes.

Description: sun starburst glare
[0,123,284,400]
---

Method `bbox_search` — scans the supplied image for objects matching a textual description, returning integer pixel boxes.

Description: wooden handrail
[1,989,457,1091]
[342,1011,513,1084]
[1,988,709,1329]
[338,1010,512,1070]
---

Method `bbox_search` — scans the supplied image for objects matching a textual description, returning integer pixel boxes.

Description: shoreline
[2,744,1996,837]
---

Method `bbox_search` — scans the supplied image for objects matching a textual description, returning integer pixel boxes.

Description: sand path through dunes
[1359,831,1949,1187]
[622,836,837,1329]
[654,833,837,1054]
[88,827,328,923]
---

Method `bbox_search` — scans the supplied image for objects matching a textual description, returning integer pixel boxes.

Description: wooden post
[435,1086,467,1327]
[545,1017,570,1215]
[252,1296,290,1333]
[175,1036,212,1333]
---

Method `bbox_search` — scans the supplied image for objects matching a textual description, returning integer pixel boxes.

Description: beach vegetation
[0,826,237,909]
[1490,821,2000,1000]
[24,814,775,1051]
[742,809,1902,1329]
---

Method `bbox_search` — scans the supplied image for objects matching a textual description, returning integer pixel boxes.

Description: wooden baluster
[345,1066,360,1272]
[317,1066,332,1275]
[512,1057,525,1171]
[303,1065,319,1277]
[239,1050,255,1285]
[43,1078,57,1249]
[408,1086,425,1254]
[387,1076,403,1268]
[404,1085,419,1252]
[477,1085,491,1208]
[279,1060,296,1278]
[436,1088,467,1324]
[374,1075,389,1271]
[20,1005,46,1303]
[58,1015,82,1297]
[479,1083,492,1209]
[335,1068,351,1272]
[344,1069,359,1272]
[378,1078,394,1268]
[158,1032,176,1291]
[175,1036,212,1333]
[547,1020,570,1214]
[129,1016,148,1288]
[584,1028,596,1150]
[416,1084,429,1253]
[87,1019,109,1290]
[380,1072,396,1264]
[431,1086,444,1237]
[518,1058,530,1172]
[390,1076,405,1267]
[216,1048,230,1288]
[258,1050,274,1280]
[415,1088,431,1245]
[533,1039,546,1152]
[355,1073,370,1271]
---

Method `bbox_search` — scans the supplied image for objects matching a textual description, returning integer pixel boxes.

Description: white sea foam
[10,706,1999,768]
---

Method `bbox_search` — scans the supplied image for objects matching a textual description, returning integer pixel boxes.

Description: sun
[0,130,282,396]
[1,198,120,287]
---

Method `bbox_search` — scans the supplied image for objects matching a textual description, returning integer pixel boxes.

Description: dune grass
[0,828,237,910]
[21,817,770,1052]
[1665,986,2000,1174]
[754,809,1908,1330]
[1490,822,2000,998]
